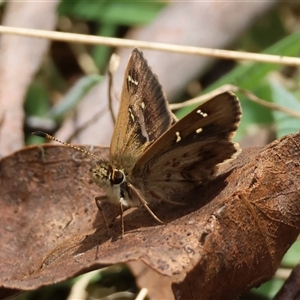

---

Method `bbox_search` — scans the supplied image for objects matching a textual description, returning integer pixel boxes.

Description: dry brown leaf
[0,131,299,299]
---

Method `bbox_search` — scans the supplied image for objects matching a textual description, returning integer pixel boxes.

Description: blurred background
[0,1,300,299]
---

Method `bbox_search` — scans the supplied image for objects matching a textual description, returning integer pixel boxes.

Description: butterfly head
[90,160,130,205]
[90,160,125,186]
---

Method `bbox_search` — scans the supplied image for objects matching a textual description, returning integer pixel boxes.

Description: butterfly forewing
[110,48,173,173]
[131,92,241,203]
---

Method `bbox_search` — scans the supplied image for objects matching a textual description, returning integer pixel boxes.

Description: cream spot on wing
[196,128,203,134]
[176,131,181,143]
[197,109,208,117]
[140,101,145,110]
[128,75,138,85]
[128,108,135,121]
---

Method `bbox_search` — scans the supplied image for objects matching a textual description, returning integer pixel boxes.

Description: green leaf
[268,81,300,138]
[24,79,51,117]
[98,2,166,26]
[281,240,300,268]
[58,0,166,26]
[93,24,118,73]
[251,278,283,299]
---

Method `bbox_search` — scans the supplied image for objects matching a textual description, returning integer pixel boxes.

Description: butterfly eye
[111,169,125,185]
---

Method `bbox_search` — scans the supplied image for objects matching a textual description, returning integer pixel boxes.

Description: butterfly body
[90,48,242,232]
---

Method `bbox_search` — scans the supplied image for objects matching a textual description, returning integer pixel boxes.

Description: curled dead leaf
[0,132,299,299]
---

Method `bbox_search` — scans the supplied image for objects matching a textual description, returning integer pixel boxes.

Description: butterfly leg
[127,183,164,224]
[120,203,125,238]
[95,196,112,236]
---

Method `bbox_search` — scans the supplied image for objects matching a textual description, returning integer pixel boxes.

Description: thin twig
[107,53,120,124]
[0,26,300,66]
[135,288,148,300]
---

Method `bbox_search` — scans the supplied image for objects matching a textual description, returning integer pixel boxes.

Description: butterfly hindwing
[131,92,242,203]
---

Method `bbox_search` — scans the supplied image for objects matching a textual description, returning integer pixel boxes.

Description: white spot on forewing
[136,105,150,142]
[128,75,138,85]
[196,128,202,134]
[175,131,181,143]
[128,108,135,121]
[140,101,145,110]
[197,109,208,117]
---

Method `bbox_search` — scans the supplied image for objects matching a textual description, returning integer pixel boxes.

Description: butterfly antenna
[32,131,101,161]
